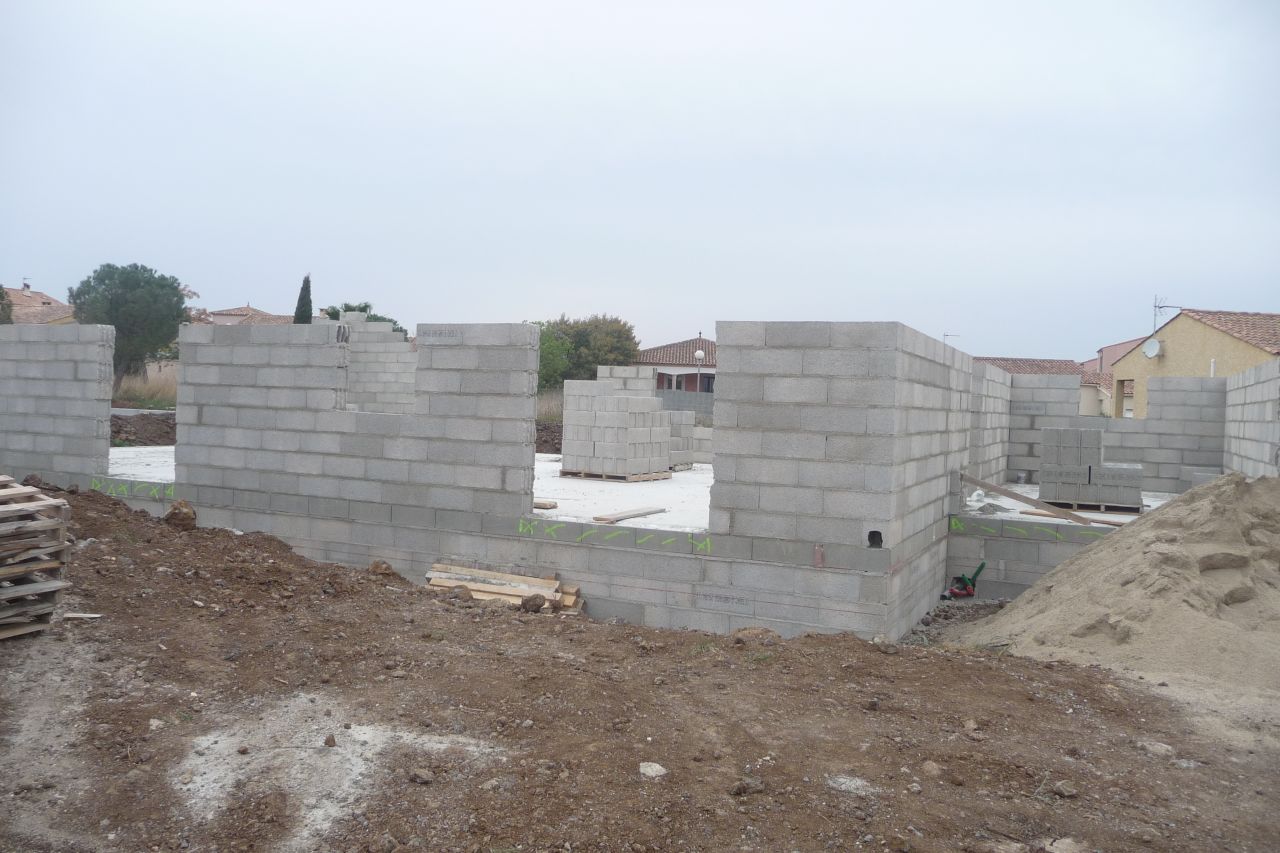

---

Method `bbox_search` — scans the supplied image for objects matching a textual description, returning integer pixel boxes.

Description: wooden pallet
[560,470,672,483]
[427,563,581,612]
[1045,500,1142,515]
[0,477,70,640]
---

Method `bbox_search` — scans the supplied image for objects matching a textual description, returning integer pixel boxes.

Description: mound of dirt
[958,473,1280,692]
[111,412,176,446]
[536,420,562,454]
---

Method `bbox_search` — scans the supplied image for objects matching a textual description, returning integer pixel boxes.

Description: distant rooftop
[635,336,716,368]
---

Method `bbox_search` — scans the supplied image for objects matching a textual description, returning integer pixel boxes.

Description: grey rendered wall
[1005,375,1226,493]
[0,324,113,485]
[656,388,714,422]
[1225,357,1280,477]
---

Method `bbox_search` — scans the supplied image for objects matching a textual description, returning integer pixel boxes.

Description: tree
[536,322,572,391]
[0,286,11,324]
[323,301,406,334]
[68,263,189,387]
[541,314,639,381]
[293,274,313,324]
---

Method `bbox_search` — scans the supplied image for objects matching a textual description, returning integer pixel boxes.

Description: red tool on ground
[940,561,986,600]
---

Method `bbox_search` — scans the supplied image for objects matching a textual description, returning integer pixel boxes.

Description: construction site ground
[2,490,1276,852]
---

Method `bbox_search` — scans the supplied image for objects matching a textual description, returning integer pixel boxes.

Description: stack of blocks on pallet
[1038,427,1142,507]
[668,410,695,470]
[561,379,671,478]
[595,364,712,468]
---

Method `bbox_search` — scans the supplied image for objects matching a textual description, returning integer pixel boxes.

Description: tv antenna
[1152,295,1178,331]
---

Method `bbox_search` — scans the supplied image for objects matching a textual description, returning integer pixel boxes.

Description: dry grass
[114,361,178,409]
[536,389,563,423]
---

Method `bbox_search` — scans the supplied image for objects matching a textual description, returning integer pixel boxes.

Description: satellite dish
[1142,339,1162,359]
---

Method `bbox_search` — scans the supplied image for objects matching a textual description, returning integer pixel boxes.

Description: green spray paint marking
[689,534,712,554]
[949,517,966,532]
[518,519,538,535]
[1035,525,1064,541]
[1004,525,1029,537]
[541,524,565,539]
[636,534,654,545]
[1081,530,1107,539]
[603,530,626,541]
[661,537,677,546]
[576,528,597,543]
[978,525,999,535]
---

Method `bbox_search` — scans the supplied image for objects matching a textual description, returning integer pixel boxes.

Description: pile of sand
[958,473,1280,692]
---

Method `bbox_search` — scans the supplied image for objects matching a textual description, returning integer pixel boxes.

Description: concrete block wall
[1005,375,1226,493]
[0,324,114,485]
[656,388,714,422]
[561,379,671,476]
[883,325,974,637]
[596,364,660,395]
[1225,357,1280,478]
[946,513,1113,599]
[341,312,417,414]
[1038,428,1141,506]
[966,361,1011,485]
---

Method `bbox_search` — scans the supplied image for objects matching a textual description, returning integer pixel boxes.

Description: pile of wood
[427,563,581,613]
[0,475,70,640]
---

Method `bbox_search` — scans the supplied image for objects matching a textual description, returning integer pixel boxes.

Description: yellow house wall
[1112,314,1273,417]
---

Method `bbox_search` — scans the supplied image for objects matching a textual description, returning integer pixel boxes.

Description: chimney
[22,283,31,292]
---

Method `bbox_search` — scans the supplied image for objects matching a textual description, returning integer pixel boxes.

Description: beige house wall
[1112,314,1273,417]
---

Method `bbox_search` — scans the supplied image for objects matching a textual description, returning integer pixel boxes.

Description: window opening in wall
[868,530,883,549]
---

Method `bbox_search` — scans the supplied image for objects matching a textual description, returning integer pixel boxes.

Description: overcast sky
[2,1,1276,358]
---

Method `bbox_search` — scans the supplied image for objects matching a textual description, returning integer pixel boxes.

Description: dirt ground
[111,412,178,447]
[536,422,562,455]
[2,490,1276,852]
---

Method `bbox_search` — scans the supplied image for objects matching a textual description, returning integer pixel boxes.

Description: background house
[634,335,716,392]
[1,283,75,325]
[1111,309,1280,418]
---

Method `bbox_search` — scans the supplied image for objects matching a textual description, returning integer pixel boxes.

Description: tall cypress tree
[293,274,313,324]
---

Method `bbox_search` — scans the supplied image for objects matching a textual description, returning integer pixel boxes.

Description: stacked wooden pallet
[427,563,581,612]
[0,476,71,640]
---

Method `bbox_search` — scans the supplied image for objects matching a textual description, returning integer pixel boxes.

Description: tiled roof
[1080,370,1111,388]
[635,336,716,368]
[973,357,1084,375]
[209,305,278,318]
[2,286,75,324]
[1179,309,1280,355]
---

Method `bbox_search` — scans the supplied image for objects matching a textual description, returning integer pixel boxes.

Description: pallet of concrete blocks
[0,475,71,640]
[668,410,696,471]
[560,379,671,481]
[426,563,581,612]
[1038,428,1142,510]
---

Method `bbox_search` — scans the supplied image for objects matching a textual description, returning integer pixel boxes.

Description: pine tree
[293,274,313,324]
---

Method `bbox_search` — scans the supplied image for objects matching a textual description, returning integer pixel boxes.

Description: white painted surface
[109,446,177,481]
[533,454,712,531]
[963,482,1174,526]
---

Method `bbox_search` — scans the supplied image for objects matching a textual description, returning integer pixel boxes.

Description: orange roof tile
[1178,309,1280,355]
[635,336,716,368]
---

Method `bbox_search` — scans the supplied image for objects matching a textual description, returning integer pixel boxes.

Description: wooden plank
[0,560,63,581]
[0,485,43,502]
[429,563,559,590]
[1,544,67,565]
[0,622,51,640]
[0,475,14,485]
[533,499,558,510]
[1019,509,1124,528]
[0,579,70,601]
[0,498,67,520]
[427,577,561,601]
[960,473,1094,526]
[0,517,65,536]
[592,506,665,524]
[0,601,57,622]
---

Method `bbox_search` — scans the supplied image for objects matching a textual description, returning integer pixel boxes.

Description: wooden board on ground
[1019,509,1125,528]
[427,577,562,602]
[960,473,1095,526]
[533,499,558,510]
[429,564,559,590]
[560,470,672,483]
[592,506,665,524]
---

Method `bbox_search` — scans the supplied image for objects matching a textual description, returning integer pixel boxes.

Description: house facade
[1111,309,1280,418]
[633,335,716,392]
